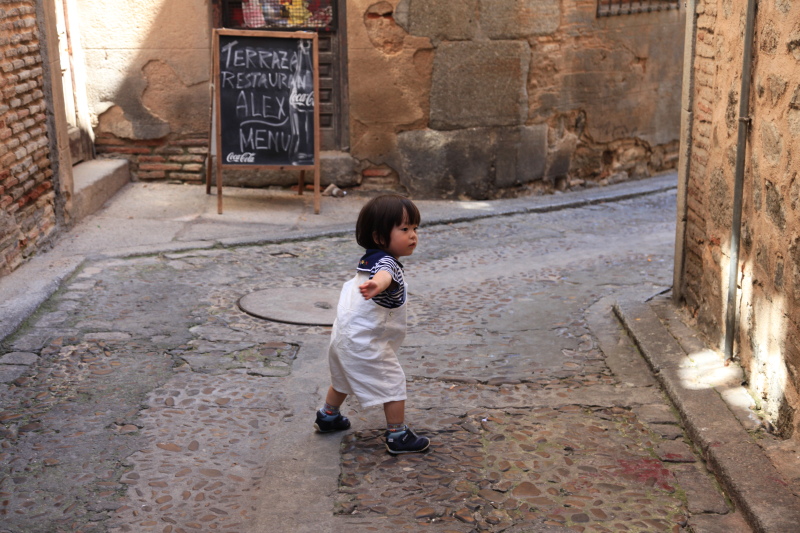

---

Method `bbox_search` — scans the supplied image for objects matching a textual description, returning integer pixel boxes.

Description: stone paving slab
[0,352,39,365]
[0,365,28,383]
[112,375,290,532]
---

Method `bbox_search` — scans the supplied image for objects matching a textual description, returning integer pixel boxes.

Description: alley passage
[0,190,734,532]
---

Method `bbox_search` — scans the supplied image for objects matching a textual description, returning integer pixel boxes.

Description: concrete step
[71,159,130,223]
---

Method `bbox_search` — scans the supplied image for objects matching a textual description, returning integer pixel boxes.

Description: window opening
[597,0,679,17]
[223,0,336,30]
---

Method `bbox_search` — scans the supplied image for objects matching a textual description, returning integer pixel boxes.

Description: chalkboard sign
[214,29,318,167]
[210,29,321,214]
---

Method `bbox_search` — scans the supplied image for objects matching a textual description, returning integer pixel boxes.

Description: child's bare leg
[384,400,405,426]
[325,387,348,409]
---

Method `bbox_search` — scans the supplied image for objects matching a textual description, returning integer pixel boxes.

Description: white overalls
[328,271,408,408]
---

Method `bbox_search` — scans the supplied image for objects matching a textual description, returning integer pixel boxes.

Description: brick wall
[681,0,719,334]
[95,134,208,183]
[0,0,57,275]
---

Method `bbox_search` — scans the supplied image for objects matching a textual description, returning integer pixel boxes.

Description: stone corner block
[321,151,359,188]
[480,0,561,39]
[406,0,479,41]
[221,152,357,188]
[430,41,530,130]
[396,125,548,199]
[496,124,547,187]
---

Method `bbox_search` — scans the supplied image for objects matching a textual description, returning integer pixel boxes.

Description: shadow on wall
[82,0,212,147]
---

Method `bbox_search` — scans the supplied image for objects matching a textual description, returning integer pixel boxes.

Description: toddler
[314,194,430,454]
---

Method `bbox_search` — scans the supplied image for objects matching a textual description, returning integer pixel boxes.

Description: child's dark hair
[356,194,421,250]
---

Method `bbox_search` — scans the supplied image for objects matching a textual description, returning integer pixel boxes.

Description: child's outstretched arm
[359,270,393,300]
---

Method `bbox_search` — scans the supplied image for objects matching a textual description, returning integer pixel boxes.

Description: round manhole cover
[238,287,340,326]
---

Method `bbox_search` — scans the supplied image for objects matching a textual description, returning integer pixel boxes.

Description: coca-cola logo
[290,92,314,108]
[226,152,255,163]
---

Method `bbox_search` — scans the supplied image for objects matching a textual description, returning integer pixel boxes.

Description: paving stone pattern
[0,192,738,532]
[337,407,686,531]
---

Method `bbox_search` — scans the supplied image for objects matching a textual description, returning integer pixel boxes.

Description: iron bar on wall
[597,0,680,17]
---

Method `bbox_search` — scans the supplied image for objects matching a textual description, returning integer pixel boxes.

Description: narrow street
[1,188,745,532]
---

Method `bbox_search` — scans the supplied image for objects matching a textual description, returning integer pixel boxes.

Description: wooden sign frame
[209,28,321,214]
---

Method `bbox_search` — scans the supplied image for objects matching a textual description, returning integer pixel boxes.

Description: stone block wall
[0,0,57,275]
[348,0,685,199]
[679,0,800,436]
[76,0,684,198]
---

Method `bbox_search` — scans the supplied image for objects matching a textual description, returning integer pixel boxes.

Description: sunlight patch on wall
[747,288,789,420]
[716,240,733,349]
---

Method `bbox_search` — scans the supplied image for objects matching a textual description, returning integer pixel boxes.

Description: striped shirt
[357,249,405,309]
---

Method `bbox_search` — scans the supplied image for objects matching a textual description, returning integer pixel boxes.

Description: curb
[614,300,800,533]
[0,255,86,345]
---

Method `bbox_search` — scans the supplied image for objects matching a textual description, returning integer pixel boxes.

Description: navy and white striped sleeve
[370,256,405,308]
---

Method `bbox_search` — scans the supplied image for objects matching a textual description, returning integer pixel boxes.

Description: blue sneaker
[385,427,430,454]
[314,411,351,433]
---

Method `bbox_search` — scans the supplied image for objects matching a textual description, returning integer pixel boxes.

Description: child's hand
[359,270,392,300]
[359,280,382,300]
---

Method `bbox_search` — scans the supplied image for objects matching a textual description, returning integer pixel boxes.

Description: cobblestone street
[0,190,744,532]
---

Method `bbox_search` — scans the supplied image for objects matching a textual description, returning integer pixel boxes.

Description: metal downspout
[724,0,758,361]
[673,0,698,304]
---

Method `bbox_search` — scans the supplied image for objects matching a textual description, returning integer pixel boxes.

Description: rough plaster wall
[530,1,683,147]
[530,0,684,184]
[348,1,433,162]
[683,0,800,436]
[76,0,211,140]
[141,60,210,134]
[348,0,684,196]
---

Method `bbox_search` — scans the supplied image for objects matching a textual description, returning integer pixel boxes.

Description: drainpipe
[672,0,698,304]
[724,0,758,361]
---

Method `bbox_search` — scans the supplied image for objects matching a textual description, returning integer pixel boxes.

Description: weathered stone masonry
[680,0,800,436]
[350,0,685,199]
[0,0,56,275]
[80,0,684,199]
